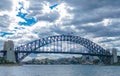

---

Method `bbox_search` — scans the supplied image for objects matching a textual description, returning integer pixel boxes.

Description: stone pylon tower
[4,40,16,63]
[111,48,118,64]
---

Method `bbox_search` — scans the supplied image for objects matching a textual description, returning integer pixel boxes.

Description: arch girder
[15,35,109,61]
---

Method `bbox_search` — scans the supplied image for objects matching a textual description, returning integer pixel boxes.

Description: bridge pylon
[111,48,118,64]
[4,40,16,63]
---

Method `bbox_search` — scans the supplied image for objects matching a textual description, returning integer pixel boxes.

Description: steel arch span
[15,35,110,62]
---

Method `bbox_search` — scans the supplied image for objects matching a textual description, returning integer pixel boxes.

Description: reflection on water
[0,65,120,76]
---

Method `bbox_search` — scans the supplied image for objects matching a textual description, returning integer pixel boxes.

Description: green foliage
[93,59,100,64]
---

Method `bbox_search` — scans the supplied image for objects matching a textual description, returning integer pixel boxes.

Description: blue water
[0,65,120,76]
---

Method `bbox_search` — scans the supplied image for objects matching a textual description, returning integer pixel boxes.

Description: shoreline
[0,63,120,66]
[0,63,23,66]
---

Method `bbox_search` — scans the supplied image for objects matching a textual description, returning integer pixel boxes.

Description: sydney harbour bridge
[0,35,118,64]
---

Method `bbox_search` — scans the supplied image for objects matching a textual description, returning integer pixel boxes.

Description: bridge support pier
[111,49,118,64]
[4,40,16,63]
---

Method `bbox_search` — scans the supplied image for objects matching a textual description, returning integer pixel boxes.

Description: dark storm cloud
[0,0,12,11]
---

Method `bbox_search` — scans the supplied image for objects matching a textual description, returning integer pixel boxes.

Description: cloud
[16,1,37,26]
[0,15,11,29]
[37,11,59,22]
[0,0,120,55]
[0,0,12,11]
[78,18,120,37]
[28,0,73,22]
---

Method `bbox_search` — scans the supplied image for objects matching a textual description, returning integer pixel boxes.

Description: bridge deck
[16,51,112,57]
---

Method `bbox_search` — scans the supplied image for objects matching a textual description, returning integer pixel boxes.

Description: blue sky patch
[49,4,58,9]
[0,32,14,37]
[14,27,25,30]
[34,32,39,34]
[16,2,37,26]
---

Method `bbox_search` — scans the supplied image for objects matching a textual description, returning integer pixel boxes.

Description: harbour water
[0,65,120,76]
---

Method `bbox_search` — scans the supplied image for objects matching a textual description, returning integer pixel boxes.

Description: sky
[0,0,120,60]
